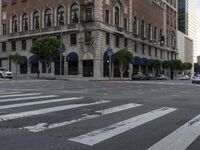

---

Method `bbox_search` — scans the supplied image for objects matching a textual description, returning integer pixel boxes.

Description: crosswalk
[0,90,200,149]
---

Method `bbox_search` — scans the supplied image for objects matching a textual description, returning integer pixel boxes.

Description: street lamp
[107,47,113,80]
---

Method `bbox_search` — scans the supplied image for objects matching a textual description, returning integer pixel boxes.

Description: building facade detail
[0,0,178,79]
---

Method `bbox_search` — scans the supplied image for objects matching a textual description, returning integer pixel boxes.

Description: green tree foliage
[162,60,171,69]
[181,62,193,71]
[9,53,22,74]
[169,59,182,71]
[149,59,161,75]
[31,37,61,73]
[116,49,133,78]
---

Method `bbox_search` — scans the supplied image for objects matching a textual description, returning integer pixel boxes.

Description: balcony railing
[1,24,80,39]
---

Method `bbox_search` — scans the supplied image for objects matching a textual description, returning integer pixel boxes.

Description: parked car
[0,68,13,79]
[192,75,200,84]
[180,74,190,80]
[156,74,167,80]
[145,73,156,80]
[132,72,146,80]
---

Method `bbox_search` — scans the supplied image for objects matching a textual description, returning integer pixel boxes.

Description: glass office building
[178,0,188,35]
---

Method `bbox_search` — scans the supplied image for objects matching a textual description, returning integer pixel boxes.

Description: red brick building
[0,0,178,79]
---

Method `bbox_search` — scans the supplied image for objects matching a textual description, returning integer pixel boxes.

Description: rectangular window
[155,48,157,57]
[124,38,128,47]
[142,44,145,54]
[11,41,16,51]
[85,32,92,43]
[124,18,127,31]
[160,50,163,58]
[22,40,26,50]
[116,36,119,48]
[134,43,137,52]
[85,7,93,22]
[70,33,77,45]
[148,46,151,56]
[105,10,109,24]
[106,33,110,45]
[3,24,6,35]
[2,42,6,52]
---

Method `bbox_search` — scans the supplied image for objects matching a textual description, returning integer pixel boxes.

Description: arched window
[70,3,79,24]
[57,6,64,26]
[147,23,151,40]
[141,20,145,37]
[154,26,157,41]
[33,11,40,30]
[45,8,52,28]
[115,7,119,26]
[133,16,137,34]
[12,15,18,33]
[22,13,29,31]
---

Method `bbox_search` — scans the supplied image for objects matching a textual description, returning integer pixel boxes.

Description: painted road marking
[0,95,58,103]
[147,114,200,150]
[21,103,143,132]
[0,97,84,110]
[0,93,41,98]
[0,100,110,122]
[69,107,177,146]
[0,92,22,95]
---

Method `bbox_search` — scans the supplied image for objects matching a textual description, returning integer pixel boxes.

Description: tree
[9,53,22,74]
[116,49,133,78]
[149,59,161,75]
[181,62,193,71]
[169,59,182,78]
[31,37,61,73]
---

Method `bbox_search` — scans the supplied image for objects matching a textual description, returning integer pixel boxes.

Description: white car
[180,74,189,80]
[0,68,13,79]
[192,75,200,84]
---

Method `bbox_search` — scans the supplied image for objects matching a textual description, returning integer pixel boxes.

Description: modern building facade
[0,0,178,79]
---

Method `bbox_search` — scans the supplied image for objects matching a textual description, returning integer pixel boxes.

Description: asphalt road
[0,79,200,150]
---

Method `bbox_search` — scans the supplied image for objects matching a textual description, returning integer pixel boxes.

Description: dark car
[145,73,156,80]
[132,72,146,80]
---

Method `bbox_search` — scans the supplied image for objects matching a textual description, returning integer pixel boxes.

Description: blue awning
[103,51,116,62]
[141,58,149,66]
[66,52,78,62]
[20,56,27,65]
[132,56,141,65]
[29,55,38,64]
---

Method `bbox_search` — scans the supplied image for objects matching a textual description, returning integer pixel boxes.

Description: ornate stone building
[0,0,178,79]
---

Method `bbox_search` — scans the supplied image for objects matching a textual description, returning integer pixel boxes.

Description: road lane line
[69,107,177,146]
[0,92,22,95]
[0,100,110,122]
[0,95,58,103]
[0,97,84,110]
[0,93,41,98]
[21,103,142,132]
[147,114,200,150]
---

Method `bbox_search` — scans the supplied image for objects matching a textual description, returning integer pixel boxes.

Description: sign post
[57,48,65,76]
[107,47,113,80]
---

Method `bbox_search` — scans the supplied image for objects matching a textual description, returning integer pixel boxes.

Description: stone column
[94,59,102,79]
[51,62,55,75]
[78,60,83,77]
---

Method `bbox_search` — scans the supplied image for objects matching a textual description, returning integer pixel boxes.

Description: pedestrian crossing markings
[0,90,200,149]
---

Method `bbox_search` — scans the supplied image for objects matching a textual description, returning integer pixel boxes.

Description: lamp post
[107,47,113,80]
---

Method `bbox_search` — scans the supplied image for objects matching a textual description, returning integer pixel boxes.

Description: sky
[197,0,200,56]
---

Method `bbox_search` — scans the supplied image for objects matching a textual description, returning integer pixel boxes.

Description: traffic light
[160,36,165,46]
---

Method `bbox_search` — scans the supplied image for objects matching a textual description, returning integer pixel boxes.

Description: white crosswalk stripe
[21,103,143,132]
[1,91,200,149]
[0,97,84,110]
[69,107,177,146]
[0,100,110,122]
[0,93,41,98]
[0,95,58,103]
[147,114,200,150]
[0,92,22,95]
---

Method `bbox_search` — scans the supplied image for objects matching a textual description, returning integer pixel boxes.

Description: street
[0,79,200,150]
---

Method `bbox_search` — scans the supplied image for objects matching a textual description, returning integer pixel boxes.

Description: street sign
[107,47,113,56]
[58,48,65,53]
